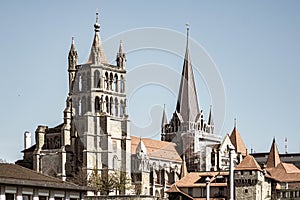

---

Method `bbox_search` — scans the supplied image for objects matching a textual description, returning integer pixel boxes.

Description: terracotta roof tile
[267,162,300,182]
[266,138,281,168]
[235,154,262,171]
[229,127,247,156]
[174,172,229,188]
[131,136,181,162]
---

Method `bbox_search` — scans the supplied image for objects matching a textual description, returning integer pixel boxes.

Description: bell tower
[70,13,131,193]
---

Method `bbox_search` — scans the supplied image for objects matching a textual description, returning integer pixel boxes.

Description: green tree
[88,168,115,195]
[112,171,133,195]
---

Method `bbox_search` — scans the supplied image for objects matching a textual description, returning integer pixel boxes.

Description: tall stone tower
[69,13,131,181]
[161,26,220,172]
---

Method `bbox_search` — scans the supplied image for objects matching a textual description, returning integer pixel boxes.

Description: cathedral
[16,13,280,199]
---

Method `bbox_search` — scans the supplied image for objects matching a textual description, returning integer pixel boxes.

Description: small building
[234,154,272,200]
[0,163,88,200]
[166,171,229,199]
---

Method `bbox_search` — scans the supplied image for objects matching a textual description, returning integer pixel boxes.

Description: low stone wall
[85,195,159,200]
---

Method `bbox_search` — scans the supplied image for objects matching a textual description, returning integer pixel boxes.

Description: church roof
[131,136,181,162]
[266,138,281,168]
[235,154,262,171]
[175,27,200,123]
[229,126,247,156]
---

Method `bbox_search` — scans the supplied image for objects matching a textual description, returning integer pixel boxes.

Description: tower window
[245,189,248,193]
[94,70,100,88]
[95,96,100,112]
[114,74,118,92]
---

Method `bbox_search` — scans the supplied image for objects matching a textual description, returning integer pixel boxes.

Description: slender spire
[208,105,214,133]
[175,24,200,122]
[266,138,281,168]
[116,40,126,69]
[161,104,168,129]
[180,154,188,178]
[88,12,107,64]
[208,105,214,126]
[119,40,124,54]
[68,37,78,69]
[68,37,78,94]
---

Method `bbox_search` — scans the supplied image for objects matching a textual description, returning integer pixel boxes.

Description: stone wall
[85,195,157,200]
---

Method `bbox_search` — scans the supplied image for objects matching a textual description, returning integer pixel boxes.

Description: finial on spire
[185,23,190,47]
[96,11,99,23]
[234,118,237,128]
[71,36,75,45]
[94,12,100,32]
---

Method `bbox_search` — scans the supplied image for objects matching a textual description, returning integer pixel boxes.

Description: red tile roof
[131,136,181,162]
[172,172,229,188]
[267,162,300,182]
[235,154,262,171]
[230,127,247,156]
[266,138,281,168]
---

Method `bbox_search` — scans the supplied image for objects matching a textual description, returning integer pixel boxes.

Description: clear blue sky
[0,1,300,162]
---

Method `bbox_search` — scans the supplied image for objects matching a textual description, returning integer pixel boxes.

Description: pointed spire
[119,40,124,54]
[230,121,247,156]
[68,36,78,70]
[207,105,214,133]
[161,104,168,129]
[266,138,281,168]
[208,106,213,124]
[116,40,126,69]
[88,12,107,64]
[136,138,147,159]
[175,24,200,122]
[180,154,188,178]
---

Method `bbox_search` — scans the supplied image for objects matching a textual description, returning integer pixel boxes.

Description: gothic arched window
[95,96,100,112]
[105,96,109,114]
[114,74,118,92]
[110,73,113,91]
[94,70,100,88]
[120,75,124,93]
[115,98,119,116]
[105,72,109,90]
[120,100,124,117]
[110,96,113,115]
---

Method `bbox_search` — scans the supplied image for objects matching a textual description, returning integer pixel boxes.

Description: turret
[161,105,168,140]
[207,105,214,133]
[68,37,78,94]
[116,40,126,69]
